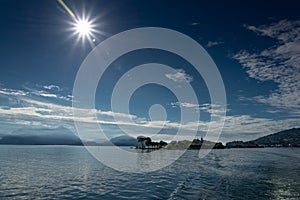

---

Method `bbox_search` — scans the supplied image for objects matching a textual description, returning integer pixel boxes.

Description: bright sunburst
[75,19,92,37]
[69,16,97,44]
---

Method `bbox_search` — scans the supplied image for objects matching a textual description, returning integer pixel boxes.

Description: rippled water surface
[0,146,299,199]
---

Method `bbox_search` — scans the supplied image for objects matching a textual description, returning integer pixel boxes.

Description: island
[165,138,225,150]
[135,136,168,150]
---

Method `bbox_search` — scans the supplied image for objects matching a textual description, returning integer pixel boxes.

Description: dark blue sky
[0,0,299,142]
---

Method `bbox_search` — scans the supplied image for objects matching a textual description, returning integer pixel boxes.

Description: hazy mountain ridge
[0,126,82,145]
[0,127,139,146]
[226,128,300,148]
[110,135,139,146]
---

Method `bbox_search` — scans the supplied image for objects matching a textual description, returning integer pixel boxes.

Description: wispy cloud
[190,22,200,26]
[165,69,193,83]
[0,85,298,142]
[0,97,298,142]
[171,102,200,109]
[0,84,72,102]
[43,84,62,91]
[233,19,300,113]
[0,88,28,96]
[32,90,72,101]
[206,40,224,48]
[171,102,228,117]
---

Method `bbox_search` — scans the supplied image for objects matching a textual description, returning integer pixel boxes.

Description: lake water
[0,146,299,199]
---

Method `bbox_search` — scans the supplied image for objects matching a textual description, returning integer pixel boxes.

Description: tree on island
[137,136,151,148]
[136,136,168,149]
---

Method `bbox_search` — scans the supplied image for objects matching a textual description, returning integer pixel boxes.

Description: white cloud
[0,84,71,102]
[0,97,298,142]
[165,69,193,83]
[234,20,300,113]
[25,85,72,102]
[33,90,72,101]
[43,85,62,91]
[206,41,224,47]
[171,102,200,109]
[34,91,58,98]
[0,88,28,96]
[0,84,298,142]
[171,102,227,117]
[190,22,200,26]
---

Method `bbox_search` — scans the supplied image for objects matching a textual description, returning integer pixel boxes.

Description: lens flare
[57,0,76,19]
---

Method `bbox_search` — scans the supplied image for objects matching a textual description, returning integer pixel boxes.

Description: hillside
[110,135,139,146]
[252,128,300,147]
[0,126,82,145]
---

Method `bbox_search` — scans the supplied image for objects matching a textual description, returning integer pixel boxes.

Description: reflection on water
[270,177,299,200]
[0,146,299,199]
[86,146,185,172]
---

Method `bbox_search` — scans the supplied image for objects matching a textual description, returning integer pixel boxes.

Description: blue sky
[0,0,299,142]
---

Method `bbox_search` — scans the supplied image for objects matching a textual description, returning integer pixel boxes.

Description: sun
[69,16,97,44]
[75,19,92,37]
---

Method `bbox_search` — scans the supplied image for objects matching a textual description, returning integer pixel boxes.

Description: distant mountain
[110,135,139,146]
[0,126,82,145]
[252,128,300,147]
[226,128,300,148]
